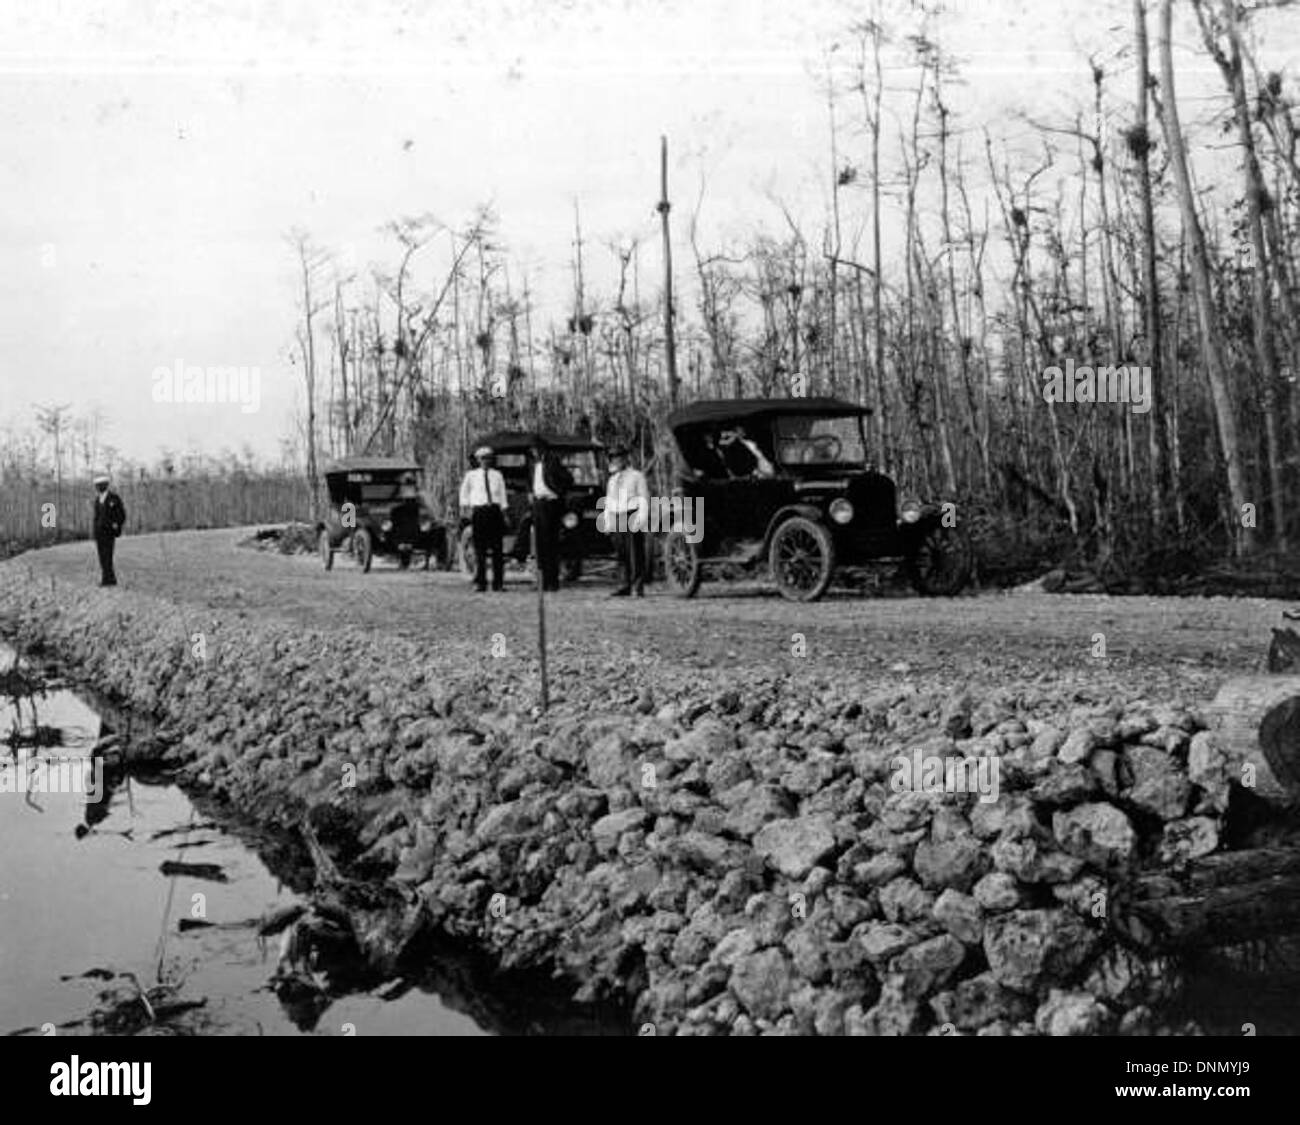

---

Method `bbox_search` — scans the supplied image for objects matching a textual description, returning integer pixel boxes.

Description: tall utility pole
[1134,0,1170,533]
[658,135,680,409]
[572,199,590,401]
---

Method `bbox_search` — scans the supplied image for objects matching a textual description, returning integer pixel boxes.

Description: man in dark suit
[529,436,573,592]
[91,473,126,586]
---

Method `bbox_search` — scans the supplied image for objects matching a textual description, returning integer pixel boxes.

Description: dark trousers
[471,506,505,590]
[532,497,564,591]
[95,534,117,586]
[614,529,646,592]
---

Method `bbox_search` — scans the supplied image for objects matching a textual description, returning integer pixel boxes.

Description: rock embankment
[0,572,1268,1035]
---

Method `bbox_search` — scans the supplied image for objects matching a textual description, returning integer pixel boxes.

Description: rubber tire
[354,529,373,574]
[459,525,477,580]
[663,531,702,599]
[908,524,972,597]
[769,516,835,603]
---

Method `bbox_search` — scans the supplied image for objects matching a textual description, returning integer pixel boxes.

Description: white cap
[474,446,494,459]
[92,473,110,485]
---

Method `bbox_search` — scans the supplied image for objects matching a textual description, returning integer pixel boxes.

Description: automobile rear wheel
[319,529,334,571]
[354,529,373,574]
[908,524,972,596]
[770,517,835,602]
[459,525,477,579]
[663,531,702,598]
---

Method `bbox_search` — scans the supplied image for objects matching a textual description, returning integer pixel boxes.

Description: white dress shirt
[533,460,559,500]
[460,466,507,509]
[741,438,775,476]
[605,466,650,530]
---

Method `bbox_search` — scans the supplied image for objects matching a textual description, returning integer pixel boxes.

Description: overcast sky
[1,0,1295,466]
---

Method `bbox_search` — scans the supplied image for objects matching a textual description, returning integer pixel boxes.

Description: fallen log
[159,860,228,883]
[1205,675,1300,804]
[1114,845,1300,952]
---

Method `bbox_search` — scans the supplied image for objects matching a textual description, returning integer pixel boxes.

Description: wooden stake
[533,517,549,711]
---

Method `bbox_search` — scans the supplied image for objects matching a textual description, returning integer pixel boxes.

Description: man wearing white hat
[458,446,508,592]
[91,472,127,587]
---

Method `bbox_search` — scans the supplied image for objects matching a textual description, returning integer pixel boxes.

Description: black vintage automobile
[458,431,613,582]
[661,398,973,602]
[318,457,450,573]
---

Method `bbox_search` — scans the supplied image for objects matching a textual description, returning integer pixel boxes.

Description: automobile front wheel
[354,528,373,574]
[459,525,477,579]
[908,523,972,596]
[770,517,835,602]
[319,529,334,571]
[663,531,702,598]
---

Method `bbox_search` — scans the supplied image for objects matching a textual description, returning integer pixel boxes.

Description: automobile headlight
[829,498,854,525]
[419,519,432,533]
[381,519,393,533]
[562,511,580,530]
[900,500,922,524]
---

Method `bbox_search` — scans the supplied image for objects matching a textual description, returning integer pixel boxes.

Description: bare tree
[287,229,330,518]
[1155,0,1250,555]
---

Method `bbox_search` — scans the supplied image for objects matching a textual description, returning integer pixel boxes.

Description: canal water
[0,641,615,1036]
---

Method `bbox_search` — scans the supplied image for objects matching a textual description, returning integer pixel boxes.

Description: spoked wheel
[769,517,835,602]
[319,529,334,571]
[663,531,702,598]
[908,523,973,596]
[459,525,477,579]
[354,528,373,574]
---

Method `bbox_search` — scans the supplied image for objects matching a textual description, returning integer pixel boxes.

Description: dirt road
[8,528,1286,706]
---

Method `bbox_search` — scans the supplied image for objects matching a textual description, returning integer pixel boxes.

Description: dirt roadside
[6,527,1282,695]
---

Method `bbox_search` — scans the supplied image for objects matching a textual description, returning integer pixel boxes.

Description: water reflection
[0,642,623,1036]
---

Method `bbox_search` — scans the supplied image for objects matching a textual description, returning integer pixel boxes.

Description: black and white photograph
[0,0,1297,1088]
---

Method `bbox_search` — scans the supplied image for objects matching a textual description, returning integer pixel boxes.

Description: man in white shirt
[603,444,650,597]
[458,446,508,592]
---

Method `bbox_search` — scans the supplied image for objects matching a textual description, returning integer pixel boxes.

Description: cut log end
[1258,695,1300,791]
[1208,676,1300,804]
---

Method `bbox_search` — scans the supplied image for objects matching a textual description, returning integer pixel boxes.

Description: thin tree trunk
[1157,0,1250,555]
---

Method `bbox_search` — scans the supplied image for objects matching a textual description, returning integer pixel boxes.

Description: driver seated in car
[718,426,775,478]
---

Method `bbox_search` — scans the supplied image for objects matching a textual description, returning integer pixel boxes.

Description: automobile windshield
[357,482,404,502]
[560,450,601,486]
[774,415,866,466]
